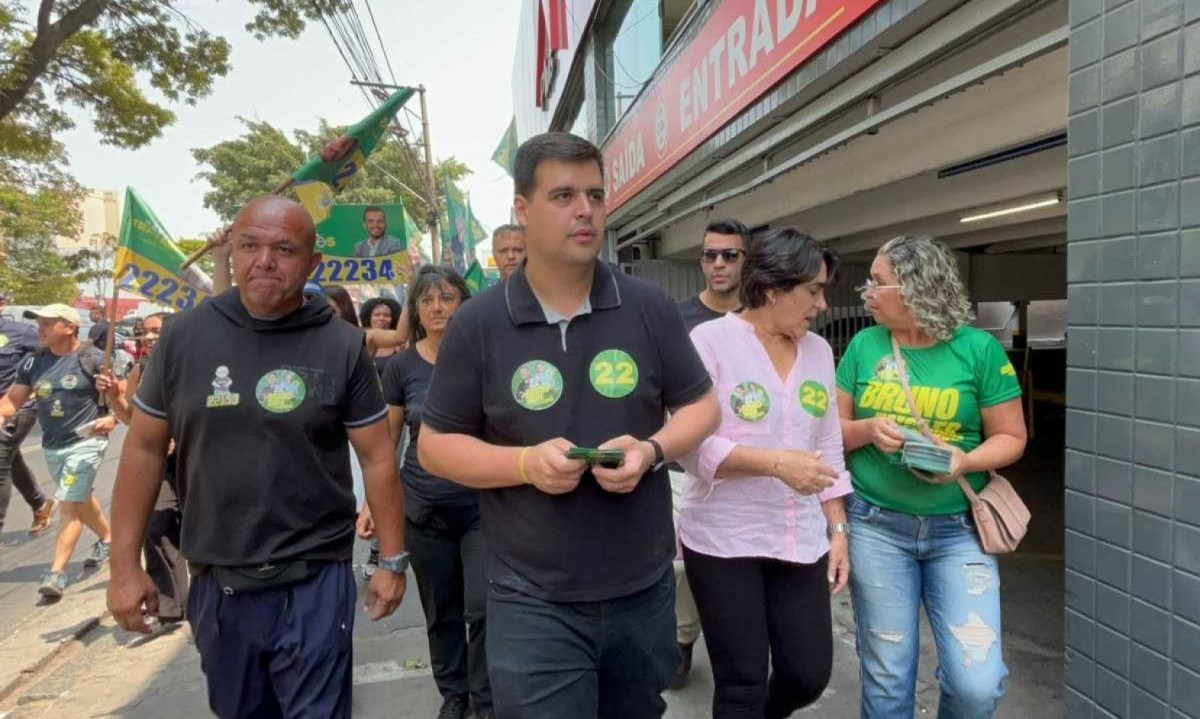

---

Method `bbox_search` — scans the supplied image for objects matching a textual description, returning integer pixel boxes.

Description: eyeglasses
[857,279,903,294]
[700,248,746,263]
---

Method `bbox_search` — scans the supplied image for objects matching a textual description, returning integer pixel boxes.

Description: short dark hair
[359,296,402,329]
[492,224,524,240]
[325,285,360,326]
[363,206,386,220]
[406,265,472,342]
[740,228,840,309]
[514,132,605,198]
[704,219,750,244]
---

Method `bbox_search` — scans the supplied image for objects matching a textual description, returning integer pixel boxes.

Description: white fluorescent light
[960,194,1062,223]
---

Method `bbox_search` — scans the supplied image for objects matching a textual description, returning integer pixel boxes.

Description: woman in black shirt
[359,266,489,719]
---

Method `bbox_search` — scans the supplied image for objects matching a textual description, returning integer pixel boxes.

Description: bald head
[234,196,317,251]
[230,195,322,317]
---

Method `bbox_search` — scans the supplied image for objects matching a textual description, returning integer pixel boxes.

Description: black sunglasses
[700,248,746,263]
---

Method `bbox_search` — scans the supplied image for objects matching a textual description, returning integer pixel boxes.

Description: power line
[364,0,398,84]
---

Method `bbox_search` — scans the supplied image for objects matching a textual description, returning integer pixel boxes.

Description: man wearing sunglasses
[678,219,750,333]
[669,218,750,688]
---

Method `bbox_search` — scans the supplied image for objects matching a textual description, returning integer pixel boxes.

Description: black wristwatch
[645,438,665,471]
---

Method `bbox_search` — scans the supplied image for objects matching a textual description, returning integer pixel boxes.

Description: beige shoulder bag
[890,335,1030,554]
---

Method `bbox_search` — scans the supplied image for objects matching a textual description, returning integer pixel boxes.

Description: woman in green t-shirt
[834,236,1027,719]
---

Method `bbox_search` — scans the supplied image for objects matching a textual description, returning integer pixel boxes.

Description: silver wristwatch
[827,522,850,538]
[377,551,411,575]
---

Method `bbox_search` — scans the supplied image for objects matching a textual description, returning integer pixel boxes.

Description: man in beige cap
[0,303,117,598]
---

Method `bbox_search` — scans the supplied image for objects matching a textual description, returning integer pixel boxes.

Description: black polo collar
[504,260,622,326]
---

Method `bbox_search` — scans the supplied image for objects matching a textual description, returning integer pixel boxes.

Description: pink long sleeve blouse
[678,313,853,564]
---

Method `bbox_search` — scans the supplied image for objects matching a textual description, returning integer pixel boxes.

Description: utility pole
[349,79,441,264]
[419,85,441,265]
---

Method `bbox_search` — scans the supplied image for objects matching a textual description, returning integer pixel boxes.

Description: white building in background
[55,189,123,254]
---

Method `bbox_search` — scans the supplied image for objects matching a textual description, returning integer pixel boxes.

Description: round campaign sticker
[34,379,53,399]
[730,381,771,422]
[60,374,79,390]
[255,369,307,413]
[0,335,9,348]
[588,349,639,399]
[511,360,564,411]
[799,380,830,418]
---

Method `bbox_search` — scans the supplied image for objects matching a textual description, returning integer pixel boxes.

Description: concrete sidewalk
[0,549,1063,718]
[0,423,1064,717]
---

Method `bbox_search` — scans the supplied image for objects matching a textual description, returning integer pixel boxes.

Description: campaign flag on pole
[440,178,471,273]
[491,117,518,176]
[113,188,213,311]
[292,88,416,223]
[464,260,486,294]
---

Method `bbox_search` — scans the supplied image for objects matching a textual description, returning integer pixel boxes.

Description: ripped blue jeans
[847,494,1007,719]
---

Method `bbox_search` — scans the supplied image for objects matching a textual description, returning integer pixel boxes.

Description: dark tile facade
[1068,0,1200,714]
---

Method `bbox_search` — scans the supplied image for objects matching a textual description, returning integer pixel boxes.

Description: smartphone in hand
[566,447,626,469]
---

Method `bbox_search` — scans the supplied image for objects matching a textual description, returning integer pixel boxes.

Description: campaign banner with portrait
[312,204,418,289]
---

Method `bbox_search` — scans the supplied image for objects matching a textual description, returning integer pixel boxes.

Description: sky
[58,0,524,239]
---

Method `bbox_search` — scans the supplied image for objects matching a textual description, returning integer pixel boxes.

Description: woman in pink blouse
[679,228,852,719]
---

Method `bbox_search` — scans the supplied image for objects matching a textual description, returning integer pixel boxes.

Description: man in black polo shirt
[106,196,408,719]
[670,217,750,687]
[419,132,720,719]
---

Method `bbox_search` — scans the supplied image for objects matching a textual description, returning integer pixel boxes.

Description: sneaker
[38,571,68,599]
[436,694,469,719]
[30,498,58,535]
[363,545,380,580]
[84,540,111,568]
[669,641,695,689]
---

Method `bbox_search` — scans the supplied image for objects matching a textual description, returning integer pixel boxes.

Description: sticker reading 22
[311,258,398,284]
[119,263,200,311]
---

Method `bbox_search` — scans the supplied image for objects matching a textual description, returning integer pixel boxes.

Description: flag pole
[180,176,295,271]
[419,86,442,266]
[102,272,123,371]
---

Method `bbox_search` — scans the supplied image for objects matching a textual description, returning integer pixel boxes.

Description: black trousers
[683,545,833,719]
[406,503,490,710]
[0,407,47,534]
[145,463,188,619]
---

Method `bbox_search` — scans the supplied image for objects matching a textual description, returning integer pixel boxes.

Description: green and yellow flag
[113,188,213,311]
[491,117,518,176]
[292,88,416,223]
[464,261,485,293]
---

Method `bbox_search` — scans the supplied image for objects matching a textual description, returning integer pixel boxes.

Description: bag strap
[888,333,983,499]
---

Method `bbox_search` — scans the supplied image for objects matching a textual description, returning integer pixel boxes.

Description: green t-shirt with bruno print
[835,325,1022,515]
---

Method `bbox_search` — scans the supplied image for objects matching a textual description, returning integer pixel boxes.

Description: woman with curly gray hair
[834,235,1027,718]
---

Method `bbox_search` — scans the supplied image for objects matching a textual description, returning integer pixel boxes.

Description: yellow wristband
[518,447,532,485]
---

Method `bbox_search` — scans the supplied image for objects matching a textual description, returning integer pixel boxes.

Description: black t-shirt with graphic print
[422,262,713,603]
[14,346,103,450]
[135,288,388,567]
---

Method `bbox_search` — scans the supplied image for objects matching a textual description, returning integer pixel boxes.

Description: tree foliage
[0,0,341,303]
[192,118,472,226]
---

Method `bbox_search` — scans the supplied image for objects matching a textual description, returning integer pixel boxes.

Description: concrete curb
[0,569,111,705]
[0,614,103,704]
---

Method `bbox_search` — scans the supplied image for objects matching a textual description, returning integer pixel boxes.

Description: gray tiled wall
[1067,0,1200,716]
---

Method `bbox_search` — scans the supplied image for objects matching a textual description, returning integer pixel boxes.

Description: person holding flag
[0,304,117,599]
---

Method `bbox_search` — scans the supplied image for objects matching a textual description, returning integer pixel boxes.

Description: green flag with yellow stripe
[113,188,212,311]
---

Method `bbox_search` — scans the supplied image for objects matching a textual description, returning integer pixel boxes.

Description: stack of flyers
[74,419,101,439]
[897,426,954,474]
